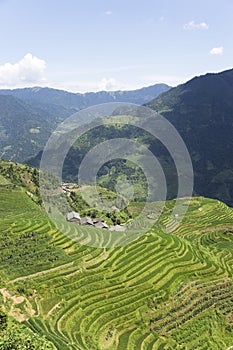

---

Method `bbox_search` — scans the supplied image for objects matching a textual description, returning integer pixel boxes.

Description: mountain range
[0,83,170,161]
[1,69,233,206]
[32,68,233,207]
[0,84,170,109]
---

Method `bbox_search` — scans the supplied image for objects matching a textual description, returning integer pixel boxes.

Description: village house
[94,221,109,229]
[66,211,81,223]
[66,212,110,230]
[80,217,94,226]
[92,218,104,224]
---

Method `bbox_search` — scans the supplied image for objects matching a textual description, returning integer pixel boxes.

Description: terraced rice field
[1,187,233,349]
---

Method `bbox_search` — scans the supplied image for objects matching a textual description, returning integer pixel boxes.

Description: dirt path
[46,301,62,318]
[0,288,29,322]
[0,288,24,304]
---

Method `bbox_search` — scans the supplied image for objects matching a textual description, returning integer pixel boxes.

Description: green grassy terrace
[0,175,233,349]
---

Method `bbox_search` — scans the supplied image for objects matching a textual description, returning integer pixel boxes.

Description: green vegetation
[0,188,70,279]
[68,185,131,225]
[0,161,233,349]
[0,95,54,162]
[0,159,42,204]
[61,122,176,203]
[0,321,54,349]
[0,174,11,185]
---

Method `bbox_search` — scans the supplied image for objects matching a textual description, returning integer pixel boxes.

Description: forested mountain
[147,68,233,206]
[0,84,170,162]
[31,69,233,206]
[0,95,75,161]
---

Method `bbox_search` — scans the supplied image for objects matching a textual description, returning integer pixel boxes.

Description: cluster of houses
[66,211,126,231]
[67,211,109,229]
[63,183,126,231]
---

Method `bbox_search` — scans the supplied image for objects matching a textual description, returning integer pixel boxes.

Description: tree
[0,324,54,349]
[0,311,7,331]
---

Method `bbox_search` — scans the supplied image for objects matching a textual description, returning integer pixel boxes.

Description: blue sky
[0,0,232,92]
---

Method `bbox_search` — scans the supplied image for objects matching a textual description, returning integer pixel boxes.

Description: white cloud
[51,79,145,93]
[49,75,185,93]
[210,46,224,55]
[98,78,119,91]
[184,20,209,30]
[0,53,46,87]
[105,10,112,16]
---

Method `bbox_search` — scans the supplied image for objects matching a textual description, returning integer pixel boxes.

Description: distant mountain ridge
[0,83,171,109]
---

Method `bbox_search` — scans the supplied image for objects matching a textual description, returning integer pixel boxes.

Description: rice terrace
[1,160,233,349]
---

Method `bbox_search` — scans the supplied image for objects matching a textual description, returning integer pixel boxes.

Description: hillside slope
[147,68,233,206]
[0,161,233,349]
[0,95,75,162]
